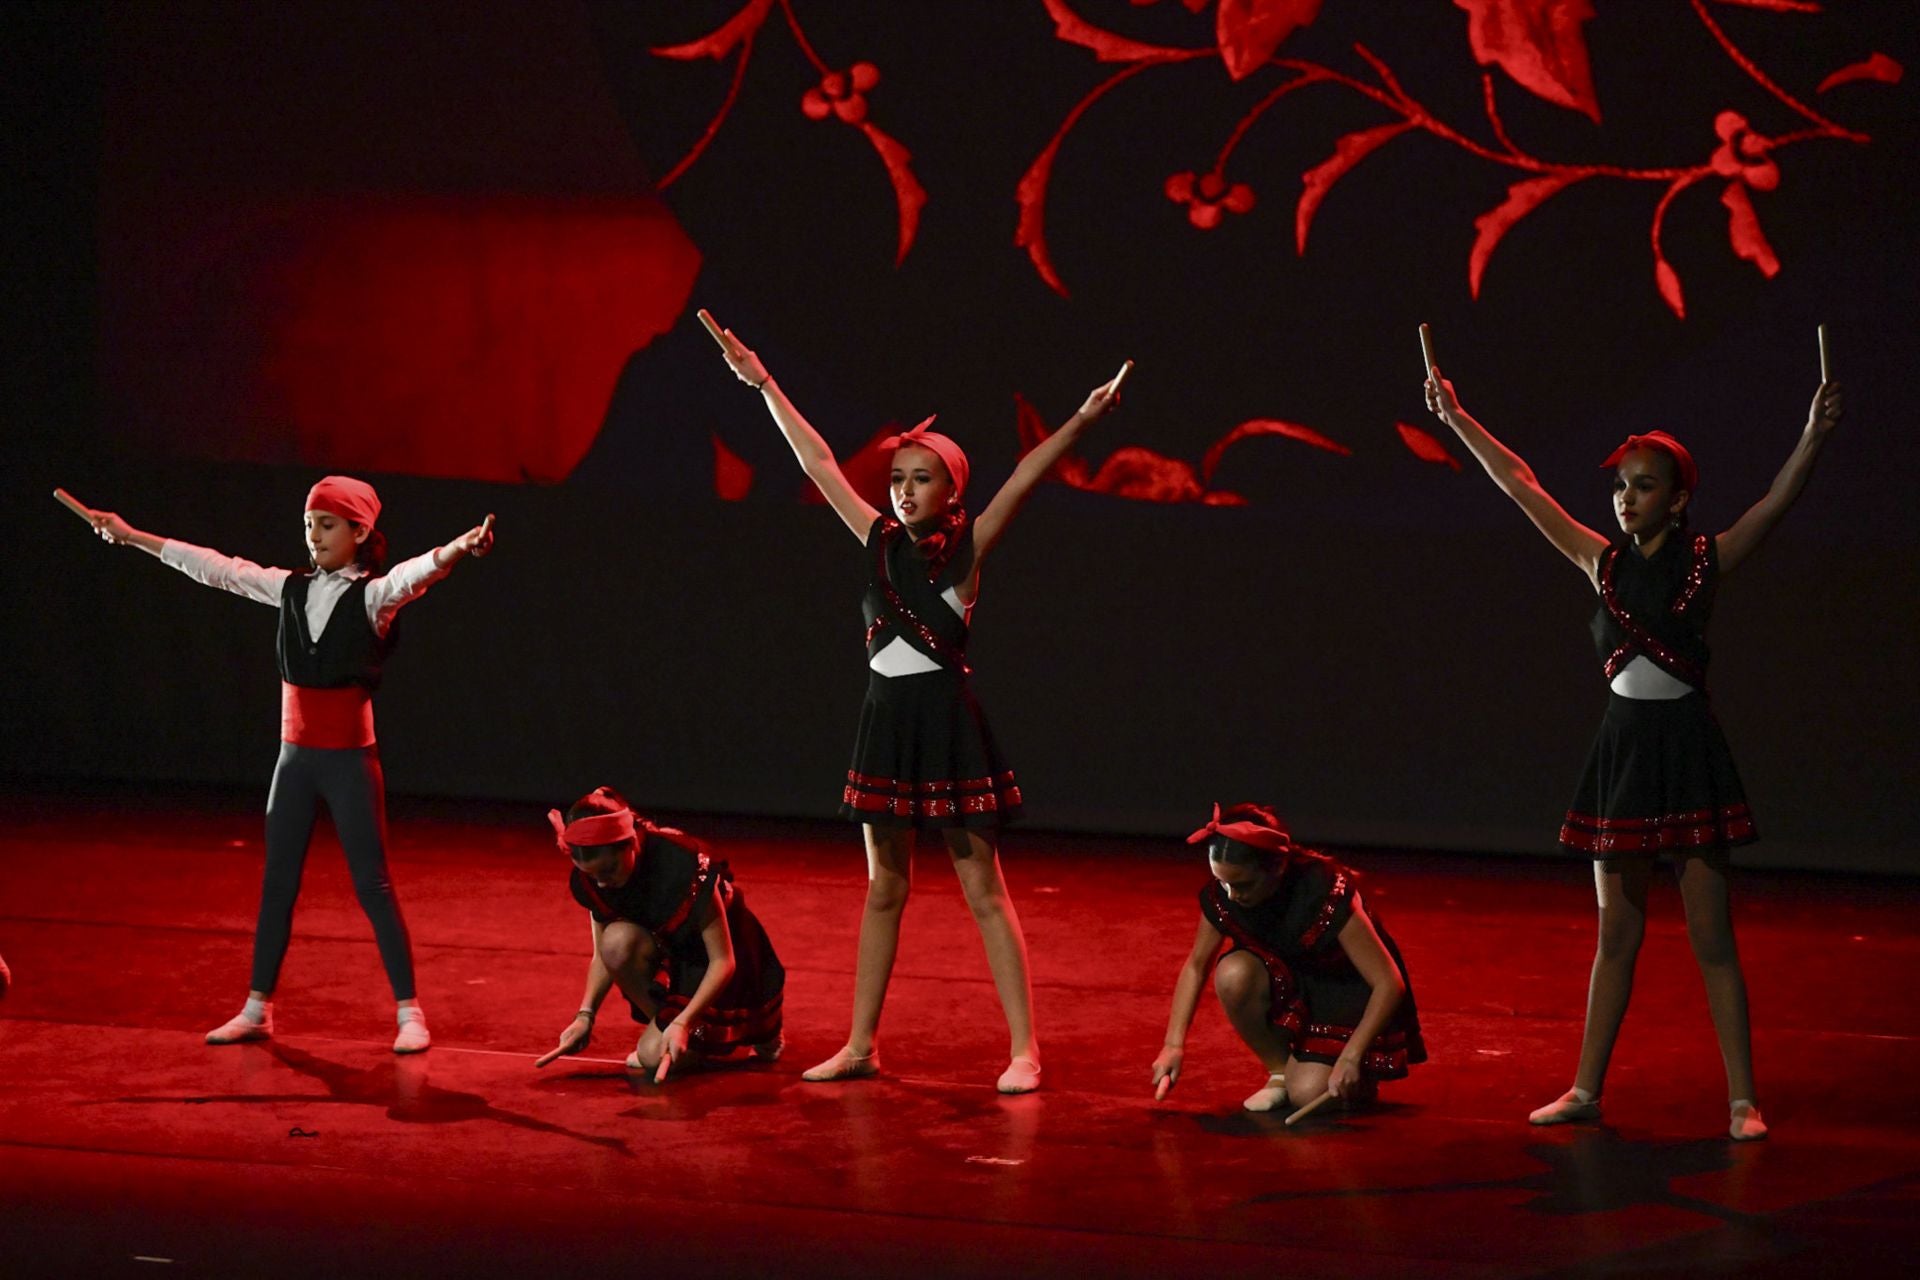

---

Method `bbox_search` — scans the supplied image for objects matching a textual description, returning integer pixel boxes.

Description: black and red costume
[1199,853,1426,1079]
[569,829,784,1056]
[838,515,1022,829]
[1560,533,1757,857]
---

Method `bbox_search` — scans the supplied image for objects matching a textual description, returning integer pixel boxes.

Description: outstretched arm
[1426,369,1611,584]
[367,515,494,633]
[973,377,1120,560]
[1716,382,1842,575]
[85,508,288,605]
[1152,913,1228,1099]
[706,316,879,541]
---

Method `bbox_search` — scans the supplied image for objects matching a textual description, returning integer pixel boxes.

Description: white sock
[397,1005,426,1025]
[242,997,270,1024]
[1569,1085,1596,1104]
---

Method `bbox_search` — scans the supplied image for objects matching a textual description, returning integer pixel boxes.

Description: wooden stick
[696,308,729,349]
[53,487,96,524]
[1154,1074,1171,1102]
[1285,1090,1336,1127]
[1418,323,1437,374]
[1817,323,1830,383]
[533,1044,569,1069]
[1108,359,1134,397]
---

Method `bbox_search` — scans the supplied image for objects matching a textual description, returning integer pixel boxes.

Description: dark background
[4,1,1914,870]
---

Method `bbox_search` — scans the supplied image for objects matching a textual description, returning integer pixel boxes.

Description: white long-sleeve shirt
[160,539,451,638]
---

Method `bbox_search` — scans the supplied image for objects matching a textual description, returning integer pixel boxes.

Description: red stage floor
[1,786,1915,1278]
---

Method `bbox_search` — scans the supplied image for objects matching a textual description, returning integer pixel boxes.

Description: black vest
[277,573,391,690]
[1590,533,1716,689]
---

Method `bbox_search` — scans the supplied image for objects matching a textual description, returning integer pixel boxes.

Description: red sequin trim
[656,988,784,1053]
[1599,544,1704,687]
[656,850,715,939]
[1199,884,1309,1035]
[1298,871,1352,950]
[842,769,1022,819]
[1560,802,1756,853]
[868,519,971,675]
[1295,1022,1421,1077]
[1670,533,1711,617]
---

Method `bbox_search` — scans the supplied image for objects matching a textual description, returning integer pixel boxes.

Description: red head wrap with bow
[547,806,636,856]
[880,415,970,498]
[1186,803,1293,855]
[305,475,382,529]
[1601,432,1698,495]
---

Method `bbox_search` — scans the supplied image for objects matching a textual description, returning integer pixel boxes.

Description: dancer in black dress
[77,478,492,1053]
[705,313,1120,1092]
[1152,804,1424,1112]
[1425,362,1842,1140]
[541,787,785,1079]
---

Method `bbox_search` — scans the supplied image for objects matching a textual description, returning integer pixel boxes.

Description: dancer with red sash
[76,478,493,1052]
[1424,363,1843,1140]
[704,313,1119,1092]
[1152,804,1424,1113]
[539,788,785,1079]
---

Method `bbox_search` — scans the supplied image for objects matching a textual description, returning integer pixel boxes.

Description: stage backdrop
[5,1,1916,871]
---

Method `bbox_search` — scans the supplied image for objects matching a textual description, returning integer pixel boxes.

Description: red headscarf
[881,415,970,497]
[1601,432,1698,494]
[546,807,636,855]
[305,475,382,529]
[1186,803,1293,854]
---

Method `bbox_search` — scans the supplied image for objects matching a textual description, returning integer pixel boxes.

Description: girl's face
[572,839,638,890]
[1210,854,1281,908]
[1611,448,1688,540]
[304,509,369,572]
[890,445,955,531]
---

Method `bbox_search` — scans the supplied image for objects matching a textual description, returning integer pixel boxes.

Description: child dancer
[1152,804,1424,1112]
[80,478,492,1052]
[538,787,785,1078]
[1424,363,1842,1140]
[705,315,1119,1092]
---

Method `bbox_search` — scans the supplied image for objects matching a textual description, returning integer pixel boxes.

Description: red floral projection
[651,0,925,264]
[1022,0,1901,317]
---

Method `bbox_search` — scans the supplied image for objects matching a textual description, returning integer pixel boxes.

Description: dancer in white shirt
[79,477,492,1053]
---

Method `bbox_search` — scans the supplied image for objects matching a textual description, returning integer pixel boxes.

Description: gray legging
[253,742,417,999]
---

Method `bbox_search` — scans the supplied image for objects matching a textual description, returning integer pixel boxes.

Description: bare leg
[847,825,914,1055]
[944,828,1037,1062]
[1677,852,1761,1135]
[596,921,662,1068]
[1212,950,1292,1074]
[1573,857,1653,1096]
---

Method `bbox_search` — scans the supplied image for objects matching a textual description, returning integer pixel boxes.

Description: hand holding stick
[699,308,770,389]
[53,488,96,525]
[1419,323,1438,375]
[1107,359,1134,398]
[1285,1090,1336,1127]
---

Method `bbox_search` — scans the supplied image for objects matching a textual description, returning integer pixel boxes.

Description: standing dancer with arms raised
[65,479,493,1052]
[1422,339,1841,1140]
[703,311,1121,1092]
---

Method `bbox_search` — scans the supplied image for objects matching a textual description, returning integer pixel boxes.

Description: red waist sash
[281,681,375,749]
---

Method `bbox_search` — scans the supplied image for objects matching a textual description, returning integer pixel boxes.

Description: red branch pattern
[651,0,926,265]
[1023,0,1902,318]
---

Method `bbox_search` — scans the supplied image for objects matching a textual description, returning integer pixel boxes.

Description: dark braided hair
[354,526,389,573]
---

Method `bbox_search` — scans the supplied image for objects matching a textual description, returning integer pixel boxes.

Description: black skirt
[839,668,1022,830]
[1560,692,1757,858]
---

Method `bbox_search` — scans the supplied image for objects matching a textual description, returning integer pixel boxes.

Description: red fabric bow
[880,415,970,497]
[1186,803,1292,853]
[1601,431,1698,494]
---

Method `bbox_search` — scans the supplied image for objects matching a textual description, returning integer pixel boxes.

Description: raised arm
[1716,381,1842,575]
[86,508,287,605]
[1151,913,1228,1099]
[1326,897,1406,1099]
[706,317,879,541]
[973,377,1120,560]
[1426,369,1611,584]
[366,514,494,632]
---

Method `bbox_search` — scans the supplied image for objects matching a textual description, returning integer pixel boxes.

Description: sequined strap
[657,849,715,940]
[1599,543,1704,688]
[1297,870,1353,950]
[868,520,971,674]
[1670,533,1712,617]
[1199,883,1302,1007]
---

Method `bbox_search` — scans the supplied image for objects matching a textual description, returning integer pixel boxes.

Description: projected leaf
[1455,0,1601,121]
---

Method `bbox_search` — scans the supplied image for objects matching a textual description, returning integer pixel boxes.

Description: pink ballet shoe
[802,1046,880,1082]
[996,1056,1042,1095]
[1529,1088,1601,1125]
[1730,1100,1768,1142]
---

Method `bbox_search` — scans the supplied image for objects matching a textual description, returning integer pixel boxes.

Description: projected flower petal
[1396,422,1464,470]
[1468,172,1586,297]
[1216,0,1323,82]
[1456,0,1601,122]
